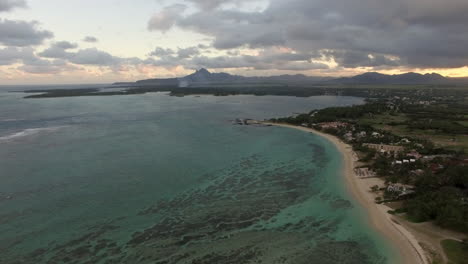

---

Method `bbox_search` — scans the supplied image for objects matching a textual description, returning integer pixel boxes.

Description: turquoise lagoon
[0,91,397,263]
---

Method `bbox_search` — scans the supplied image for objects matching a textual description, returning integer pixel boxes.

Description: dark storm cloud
[146,44,327,71]
[0,19,53,46]
[148,0,468,69]
[187,48,328,70]
[0,0,26,12]
[191,55,328,70]
[326,50,402,68]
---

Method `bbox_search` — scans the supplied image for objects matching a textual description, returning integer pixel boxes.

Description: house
[408,151,422,160]
[318,122,348,130]
[357,131,367,138]
[387,184,415,197]
[400,138,411,144]
[344,132,354,142]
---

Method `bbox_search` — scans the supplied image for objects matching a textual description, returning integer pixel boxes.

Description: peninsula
[267,92,468,263]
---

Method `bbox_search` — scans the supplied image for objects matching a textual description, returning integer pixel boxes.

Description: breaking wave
[0,126,67,142]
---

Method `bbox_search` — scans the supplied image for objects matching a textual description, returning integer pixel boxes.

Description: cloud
[188,49,329,71]
[326,50,401,68]
[83,36,98,43]
[38,41,77,58]
[147,46,327,71]
[0,19,53,46]
[185,0,250,10]
[149,46,200,59]
[0,46,34,65]
[67,48,119,65]
[0,0,26,13]
[149,47,175,57]
[148,4,187,32]
[177,47,200,59]
[147,0,468,69]
[39,44,138,66]
[18,59,76,74]
[0,46,77,74]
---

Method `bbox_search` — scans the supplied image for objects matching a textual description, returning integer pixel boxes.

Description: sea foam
[0,126,66,142]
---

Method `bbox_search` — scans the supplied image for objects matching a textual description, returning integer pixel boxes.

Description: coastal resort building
[363,143,404,154]
[386,184,415,197]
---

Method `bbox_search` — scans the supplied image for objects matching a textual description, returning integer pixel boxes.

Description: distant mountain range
[333,72,450,84]
[114,68,468,87]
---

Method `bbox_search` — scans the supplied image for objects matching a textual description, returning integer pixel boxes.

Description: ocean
[0,88,396,263]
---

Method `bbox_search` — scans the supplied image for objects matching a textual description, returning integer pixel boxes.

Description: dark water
[0,91,397,263]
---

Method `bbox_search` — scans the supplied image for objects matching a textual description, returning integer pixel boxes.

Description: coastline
[264,122,428,264]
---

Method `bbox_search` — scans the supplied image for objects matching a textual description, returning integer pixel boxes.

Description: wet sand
[265,123,428,264]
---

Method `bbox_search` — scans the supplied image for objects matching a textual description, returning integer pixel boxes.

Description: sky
[1,0,468,84]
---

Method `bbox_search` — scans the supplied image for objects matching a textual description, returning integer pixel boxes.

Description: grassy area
[358,113,409,126]
[458,121,468,127]
[383,125,468,152]
[441,239,468,264]
[358,113,468,152]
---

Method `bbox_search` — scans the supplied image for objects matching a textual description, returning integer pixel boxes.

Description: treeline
[398,104,468,134]
[272,103,388,124]
[406,165,468,232]
[408,119,468,134]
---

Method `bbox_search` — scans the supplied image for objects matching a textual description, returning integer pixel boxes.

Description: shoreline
[264,122,428,264]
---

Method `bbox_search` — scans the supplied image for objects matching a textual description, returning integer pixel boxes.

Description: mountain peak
[196,68,210,75]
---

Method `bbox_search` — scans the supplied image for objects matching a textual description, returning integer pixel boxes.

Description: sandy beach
[265,122,428,264]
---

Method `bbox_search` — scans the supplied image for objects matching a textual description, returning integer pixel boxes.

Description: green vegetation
[273,87,468,234]
[23,83,468,100]
[24,85,328,98]
[441,239,468,264]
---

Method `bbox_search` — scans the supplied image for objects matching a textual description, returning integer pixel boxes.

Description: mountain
[181,68,244,84]
[114,69,463,87]
[128,68,243,87]
[116,68,333,87]
[333,72,449,84]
